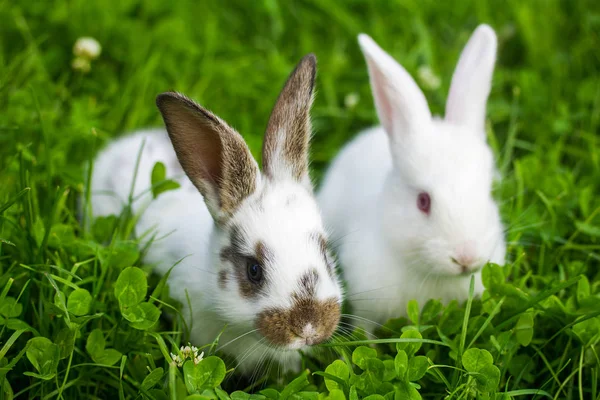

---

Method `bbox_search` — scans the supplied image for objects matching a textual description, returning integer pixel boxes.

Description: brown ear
[262,54,316,188]
[156,92,259,222]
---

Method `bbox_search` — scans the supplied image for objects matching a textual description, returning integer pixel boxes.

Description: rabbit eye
[417,192,431,214]
[246,258,264,284]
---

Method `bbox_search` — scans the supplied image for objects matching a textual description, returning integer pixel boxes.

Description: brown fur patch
[229,224,245,253]
[311,232,334,278]
[262,54,316,183]
[156,92,258,222]
[220,225,245,265]
[218,270,228,289]
[256,297,340,347]
[219,247,236,263]
[299,269,319,297]
[220,227,268,299]
[223,249,264,299]
[255,241,274,267]
[235,262,264,299]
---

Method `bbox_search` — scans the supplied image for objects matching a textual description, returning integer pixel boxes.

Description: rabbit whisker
[217,328,260,352]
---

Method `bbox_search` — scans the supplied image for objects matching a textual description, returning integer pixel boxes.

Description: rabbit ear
[358,34,431,145]
[445,24,497,134]
[156,92,259,223]
[262,54,316,189]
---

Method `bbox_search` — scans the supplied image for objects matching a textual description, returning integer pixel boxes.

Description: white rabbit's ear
[262,54,316,189]
[358,34,431,144]
[445,24,497,134]
[156,92,259,223]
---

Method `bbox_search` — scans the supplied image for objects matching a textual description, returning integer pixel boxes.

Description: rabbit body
[90,56,343,374]
[89,128,187,217]
[318,25,506,326]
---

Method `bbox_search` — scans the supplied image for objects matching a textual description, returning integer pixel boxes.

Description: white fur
[318,25,506,326]
[89,128,187,217]
[90,128,342,374]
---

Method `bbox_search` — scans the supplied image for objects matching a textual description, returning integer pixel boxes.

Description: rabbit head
[358,25,506,278]
[156,55,342,351]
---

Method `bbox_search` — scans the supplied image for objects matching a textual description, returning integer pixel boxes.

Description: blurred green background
[2,0,600,397]
[2,0,598,183]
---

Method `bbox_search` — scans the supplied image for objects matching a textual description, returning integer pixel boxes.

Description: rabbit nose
[300,323,322,345]
[455,254,475,267]
[452,241,477,271]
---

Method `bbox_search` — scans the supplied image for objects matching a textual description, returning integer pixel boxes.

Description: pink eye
[417,192,431,214]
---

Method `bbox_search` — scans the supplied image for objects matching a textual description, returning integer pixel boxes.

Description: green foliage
[86,328,122,366]
[462,348,500,393]
[0,297,22,318]
[67,288,92,316]
[1,0,600,398]
[115,267,148,308]
[151,161,181,199]
[24,337,60,380]
[183,357,226,394]
[141,367,164,391]
[115,267,160,330]
[324,360,350,391]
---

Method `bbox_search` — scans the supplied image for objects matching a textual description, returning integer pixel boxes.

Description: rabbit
[88,127,187,218]
[317,25,506,327]
[89,54,343,374]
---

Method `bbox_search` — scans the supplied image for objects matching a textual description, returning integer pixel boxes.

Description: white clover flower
[170,353,183,367]
[171,343,201,366]
[194,352,204,365]
[71,57,91,73]
[417,66,441,90]
[73,37,102,60]
[181,345,192,359]
[344,92,360,109]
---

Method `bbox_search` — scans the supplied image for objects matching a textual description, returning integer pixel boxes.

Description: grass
[1,0,600,398]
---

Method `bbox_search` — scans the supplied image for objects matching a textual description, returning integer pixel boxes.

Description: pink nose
[453,241,477,271]
[455,253,476,267]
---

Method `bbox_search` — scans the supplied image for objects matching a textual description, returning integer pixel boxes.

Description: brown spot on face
[220,224,245,265]
[262,54,316,183]
[256,297,340,347]
[229,224,245,253]
[220,253,263,299]
[299,269,319,297]
[220,246,254,297]
[219,247,235,264]
[220,229,269,299]
[255,241,274,267]
[235,263,264,299]
[218,270,228,289]
[311,232,335,278]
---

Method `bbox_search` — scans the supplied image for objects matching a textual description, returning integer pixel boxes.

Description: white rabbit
[318,25,506,327]
[88,127,187,218]
[90,55,343,373]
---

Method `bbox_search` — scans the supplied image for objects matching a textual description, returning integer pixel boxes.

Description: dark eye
[417,192,431,214]
[246,259,263,284]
